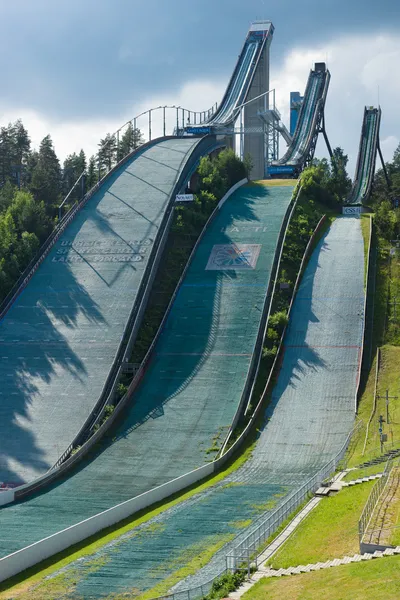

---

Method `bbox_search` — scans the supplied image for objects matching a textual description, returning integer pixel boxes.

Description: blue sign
[186,127,211,135]
[268,165,295,175]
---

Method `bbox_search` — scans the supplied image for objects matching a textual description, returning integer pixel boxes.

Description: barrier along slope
[17,215,367,599]
[0,136,219,487]
[346,107,381,205]
[0,181,296,575]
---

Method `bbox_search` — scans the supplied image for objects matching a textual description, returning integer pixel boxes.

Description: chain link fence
[227,422,362,573]
[148,422,361,600]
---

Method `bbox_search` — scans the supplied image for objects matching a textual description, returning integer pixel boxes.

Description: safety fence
[359,457,394,548]
[226,422,362,574]
[147,422,362,600]
[57,103,219,223]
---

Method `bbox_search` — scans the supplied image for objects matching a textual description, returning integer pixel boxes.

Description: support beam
[377,139,391,189]
[320,115,333,160]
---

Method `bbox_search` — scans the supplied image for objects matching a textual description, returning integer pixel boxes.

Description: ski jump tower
[185,21,290,179]
[241,22,275,179]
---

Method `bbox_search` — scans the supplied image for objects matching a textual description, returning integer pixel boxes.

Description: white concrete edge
[0,462,214,583]
[217,178,248,209]
[0,490,15,507]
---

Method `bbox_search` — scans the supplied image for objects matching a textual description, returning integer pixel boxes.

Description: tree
[0,125,14,184]
[7,190,50,242]
[62,149,87,201]
[375,200,397,241]
[87,155,97,189]
[0,180,17,213]
[0,120,31,188]
[98,133,117,174]
[29,135,62,214]
[12,119,31,186]
[118,123,144,160]
[328,147,352,203]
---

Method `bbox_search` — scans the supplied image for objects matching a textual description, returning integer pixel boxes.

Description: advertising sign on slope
[176,194,194,202]
[342,206,362,215]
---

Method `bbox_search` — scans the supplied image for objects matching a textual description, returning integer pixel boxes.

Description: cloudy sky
[1,0,399,174]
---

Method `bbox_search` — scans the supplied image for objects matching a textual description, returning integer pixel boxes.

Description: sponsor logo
[206,244,261,270]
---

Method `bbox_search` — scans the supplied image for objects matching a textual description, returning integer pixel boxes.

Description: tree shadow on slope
[30,184,291,507]
[0,150,179,486]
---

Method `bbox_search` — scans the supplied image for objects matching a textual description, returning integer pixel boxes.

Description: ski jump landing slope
[49,217,365,599]
[0,182,294,560]
[0,137,203,486]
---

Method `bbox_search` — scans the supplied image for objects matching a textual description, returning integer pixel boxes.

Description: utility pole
[378,415,385,453]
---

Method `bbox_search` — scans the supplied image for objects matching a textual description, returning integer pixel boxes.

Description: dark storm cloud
[0,0,399,120]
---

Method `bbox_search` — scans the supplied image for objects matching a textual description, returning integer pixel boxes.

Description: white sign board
[176,194,194,202]
[342,206,362,215]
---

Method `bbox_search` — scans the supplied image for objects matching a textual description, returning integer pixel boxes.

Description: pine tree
[118,123,144,160]
[329,147,352,202]
[0,125,14,184]
[29,135,62,214]
[98,133,117,174]
[87,155,97,189]
[62,149,87,200]
[12,120,31,187]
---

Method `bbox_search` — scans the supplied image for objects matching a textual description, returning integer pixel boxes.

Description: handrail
[58,171,85,221]
[359,457,395,545]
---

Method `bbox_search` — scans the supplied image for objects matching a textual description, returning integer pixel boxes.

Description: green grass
[266,483,373,569]
[252,179,297,187]
[385,247,400,346]
[243,554,400,600]
[135,536,235,600]
[342,463,385,482]
[348,345,400,467]
[360,214,372,286]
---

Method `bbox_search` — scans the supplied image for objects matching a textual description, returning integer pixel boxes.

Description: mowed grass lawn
[342,463,384,482]
[244,554,400,600]
[266,483,373,569]
[350,346,400,467]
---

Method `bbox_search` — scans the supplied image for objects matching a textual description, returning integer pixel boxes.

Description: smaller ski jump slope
[49,216,365,599]
[0,182,294,561]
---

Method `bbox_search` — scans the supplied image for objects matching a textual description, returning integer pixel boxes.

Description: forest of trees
[370,143,400,240]
[0,119,144,302]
